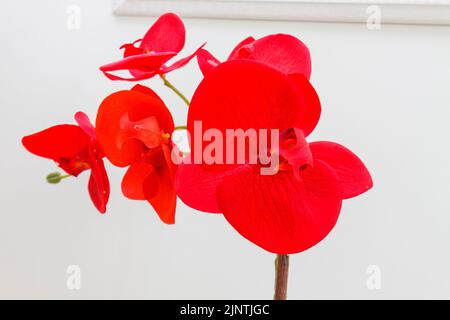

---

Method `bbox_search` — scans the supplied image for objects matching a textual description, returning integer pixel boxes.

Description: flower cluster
[22,13,372,254]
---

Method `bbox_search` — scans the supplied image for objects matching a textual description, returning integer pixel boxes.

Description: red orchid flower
[95,84,177,224]
[22,112,110,213]
[197,33,311,79]
[175,60,372,254]
[100,13,203,81]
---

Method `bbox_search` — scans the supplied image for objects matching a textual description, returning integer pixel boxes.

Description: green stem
[174,125,187,131]
[160,74,190,107]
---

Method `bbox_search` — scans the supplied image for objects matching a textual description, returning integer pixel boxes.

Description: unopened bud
[46,172,64,184]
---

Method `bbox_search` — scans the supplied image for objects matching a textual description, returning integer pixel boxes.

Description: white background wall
[1,0,450,299]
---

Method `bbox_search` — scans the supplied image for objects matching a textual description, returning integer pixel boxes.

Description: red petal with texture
[100,52,176,73]
[175,160,246,213]
[310,141,373,199]
[131,84,164,102]
[188,60,306,166]
[230,34,311,79]
[197,49,220,76]
[217,160,342,254]
[96,88,174,167]
[87,146,110,213]
[88,172,108,213]
[121,157,159,201]
[288,73,321,137]
[279,128,313,180]
[227,36,255,60]
[22,125,89,162]
[75,111,96,139]
[160,44,205,74]
[102,70,157,82]
[119,40,151,79]
[150,169,177,224]
[122,147,176,224]
[148,144,177,224]
[121,39,143,58]
[141,13,185,54]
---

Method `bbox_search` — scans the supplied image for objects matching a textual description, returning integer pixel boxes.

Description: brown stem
[274,254,289,300]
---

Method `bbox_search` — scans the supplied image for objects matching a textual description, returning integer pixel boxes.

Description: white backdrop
[1,0,450,299]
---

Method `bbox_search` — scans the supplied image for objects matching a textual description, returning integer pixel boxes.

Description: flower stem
[174,125,187,131]
[160,74,190,107]
[274,254,289,300]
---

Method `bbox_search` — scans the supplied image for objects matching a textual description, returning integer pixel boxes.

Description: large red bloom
[175,60,372,254]
[22,112,110,213]
[100,13,203,81]
[95,84,177,224]
[197,34,311,78]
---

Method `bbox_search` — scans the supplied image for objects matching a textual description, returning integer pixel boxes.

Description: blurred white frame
[113,0,450,25]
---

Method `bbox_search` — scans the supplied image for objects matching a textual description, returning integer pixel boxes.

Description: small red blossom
[197,34,311,78]
[100,13,203,81]
[176,60,372,254]
[95,84,177,224]
[22,112,110,213]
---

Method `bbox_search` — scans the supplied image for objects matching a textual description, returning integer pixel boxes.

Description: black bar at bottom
[0,300,447,318]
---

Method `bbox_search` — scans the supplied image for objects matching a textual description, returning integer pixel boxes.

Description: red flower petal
[279,128,313,180]
[131,84,164,102]
[121,39,144,58]
[22,124,90,172]
[217,161,342,254]
[122,147,177,224]
[100,52,176,72]
[96,88,174,167]
[175,161,246,213]
[288,73,321,137]
[74,111,96,139]
[149,144,177,224]
[309,141,373,199]
[119,40,151,79]
[196,49,220,76]
[121,157,158,201]
[188,60,306,155]
[230,34,311,79]
[101,70,157,82]
[197,37,256,77]
[88,172,108,213]
[227,36,255,60]
[87,143,110,213]
[117,114,165,150]
[141,13,185,54]
[160,44,206,74]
